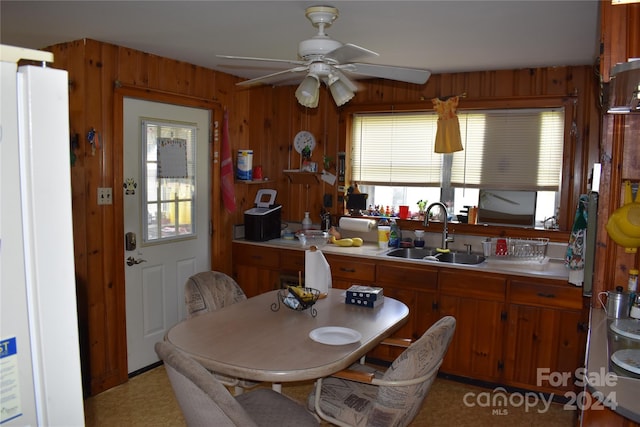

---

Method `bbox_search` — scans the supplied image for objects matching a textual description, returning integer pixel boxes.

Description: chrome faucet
[423,202,454,250]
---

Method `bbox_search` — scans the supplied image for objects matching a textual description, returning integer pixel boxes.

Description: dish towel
[432,96,464,153]
[221,110,237,213]
[566,194,588,286]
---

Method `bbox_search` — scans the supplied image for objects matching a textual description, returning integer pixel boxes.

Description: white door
[123,98,210,373]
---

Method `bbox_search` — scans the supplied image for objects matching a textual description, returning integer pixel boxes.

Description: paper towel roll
[305,248,332,295]
[339,217,376,232]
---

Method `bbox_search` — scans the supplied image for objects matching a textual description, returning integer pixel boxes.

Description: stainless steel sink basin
[386,248,439,259]
[386,248,486,265]
[435,252,486,265]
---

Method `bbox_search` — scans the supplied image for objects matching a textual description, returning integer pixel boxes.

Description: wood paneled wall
[46,33,611,395]
[595,3,640,303]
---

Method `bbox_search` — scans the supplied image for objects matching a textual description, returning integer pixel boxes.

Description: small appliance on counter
[244,189,282,241]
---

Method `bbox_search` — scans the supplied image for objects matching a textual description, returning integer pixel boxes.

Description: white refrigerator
[1,45,84,425]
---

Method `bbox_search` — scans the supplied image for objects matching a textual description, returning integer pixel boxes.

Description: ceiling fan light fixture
[327,74,355,107]
[296,74,320,107]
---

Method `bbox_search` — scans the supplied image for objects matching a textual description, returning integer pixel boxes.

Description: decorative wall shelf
[236,179,271,185]
[283,170,320,185]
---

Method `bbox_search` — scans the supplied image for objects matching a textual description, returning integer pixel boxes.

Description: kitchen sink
[386,248,439,259]
[386,248,486,265]
[435,252,486,265]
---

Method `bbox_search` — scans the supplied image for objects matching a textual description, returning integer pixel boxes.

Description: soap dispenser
[302,212,312,230]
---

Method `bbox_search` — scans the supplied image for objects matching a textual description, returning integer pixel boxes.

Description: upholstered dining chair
[308,316,456,427]
[155,341,319,427]
[184,271,247,318]
[184,270,257,394]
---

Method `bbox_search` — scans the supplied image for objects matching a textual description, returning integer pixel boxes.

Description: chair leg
[271,383,282,393]
[313,378,351,427]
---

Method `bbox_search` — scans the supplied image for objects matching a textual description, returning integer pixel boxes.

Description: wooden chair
[308,316,456,427]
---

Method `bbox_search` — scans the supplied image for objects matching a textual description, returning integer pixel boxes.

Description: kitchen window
[351,108,564,227]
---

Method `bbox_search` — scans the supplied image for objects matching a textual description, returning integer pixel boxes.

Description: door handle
[126,256,147,266]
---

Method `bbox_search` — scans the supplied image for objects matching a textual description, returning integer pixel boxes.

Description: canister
[236,149,253,181]
[598,286,631,318]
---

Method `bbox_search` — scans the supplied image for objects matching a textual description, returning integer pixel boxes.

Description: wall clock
[293,131,316,155]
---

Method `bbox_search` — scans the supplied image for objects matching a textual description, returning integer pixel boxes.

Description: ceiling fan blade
[324,43,378,64]
[237,66,309,87]
[340,63,431,84]
[217,54,306,66]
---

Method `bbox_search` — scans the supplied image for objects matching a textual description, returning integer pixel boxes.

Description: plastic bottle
[628,268,638,310]
[389,219,400,248]
[302,212,312,230]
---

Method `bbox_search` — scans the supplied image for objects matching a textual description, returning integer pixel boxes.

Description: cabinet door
[439,294,505,382]
[504,304,585,393]
[235,266,280,298]
[232,244,280,297]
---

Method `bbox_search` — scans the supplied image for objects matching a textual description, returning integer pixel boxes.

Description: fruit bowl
[296,230,329,248]
[271,286,320,316]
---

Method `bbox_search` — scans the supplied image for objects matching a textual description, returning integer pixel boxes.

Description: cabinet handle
[537,292,556,298]
[340,267,356,273]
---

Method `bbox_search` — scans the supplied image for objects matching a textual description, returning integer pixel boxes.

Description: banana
[352,237,363,247]
[288,286,314,303]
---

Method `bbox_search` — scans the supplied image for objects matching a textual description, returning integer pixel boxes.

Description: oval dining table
[165,288,409,392]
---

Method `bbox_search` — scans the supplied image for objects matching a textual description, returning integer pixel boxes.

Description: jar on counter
[628,269,638,294]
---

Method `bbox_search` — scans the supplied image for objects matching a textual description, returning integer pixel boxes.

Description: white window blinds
[351,112,442,186]
[451,108,564,191]
[351,108,564,191]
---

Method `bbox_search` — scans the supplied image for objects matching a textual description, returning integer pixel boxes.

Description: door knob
[126,256,147,266]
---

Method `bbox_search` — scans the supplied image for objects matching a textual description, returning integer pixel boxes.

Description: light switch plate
[98,187,112,205]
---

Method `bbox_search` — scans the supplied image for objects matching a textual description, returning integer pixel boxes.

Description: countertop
[234,238,571,281]
[585,308,640,423]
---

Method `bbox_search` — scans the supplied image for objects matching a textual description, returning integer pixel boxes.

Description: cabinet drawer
[325,255,376,282]
[279,249,304,272]
[377,262,437,290]
[509,280,582,310]
[234,244,279,268]
[439,270,506,301]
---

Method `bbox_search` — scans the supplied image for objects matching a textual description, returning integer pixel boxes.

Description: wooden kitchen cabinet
[232,243,281,297]
[504,278,587,393]
[438,270,507,383]
[370,261,439,361]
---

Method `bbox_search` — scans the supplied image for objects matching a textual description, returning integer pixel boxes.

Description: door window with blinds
[142,119,197,242]
[351,108,564,226]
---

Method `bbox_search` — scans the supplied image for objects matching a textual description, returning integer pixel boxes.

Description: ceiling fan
[217,5,431,108]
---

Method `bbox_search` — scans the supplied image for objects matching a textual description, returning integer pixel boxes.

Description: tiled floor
[84,366,577,426]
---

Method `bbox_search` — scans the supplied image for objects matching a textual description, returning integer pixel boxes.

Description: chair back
[185,271,246,318]
[374,316,456,426]
[155,341,258,427]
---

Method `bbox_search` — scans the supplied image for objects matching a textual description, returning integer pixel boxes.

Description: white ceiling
[1,1,601,85]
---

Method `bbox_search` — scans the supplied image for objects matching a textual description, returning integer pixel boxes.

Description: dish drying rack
[486,237,549,261]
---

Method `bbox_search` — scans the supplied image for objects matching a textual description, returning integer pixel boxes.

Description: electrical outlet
[97,187,112,205]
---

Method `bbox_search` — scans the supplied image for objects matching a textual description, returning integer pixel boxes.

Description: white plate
[309,327,361,345]
[611,349,640,375]
[610,318,640,340]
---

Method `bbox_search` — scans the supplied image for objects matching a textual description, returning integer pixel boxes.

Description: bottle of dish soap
[389,219,400,248]
[302,212,312,230]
